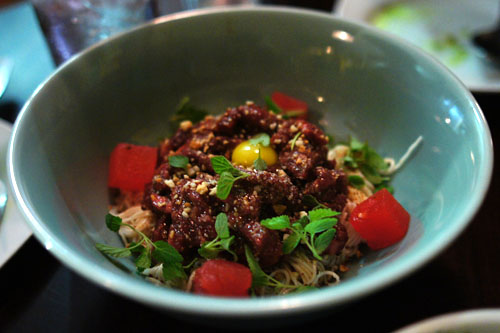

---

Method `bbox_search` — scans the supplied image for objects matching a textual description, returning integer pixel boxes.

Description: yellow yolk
[231,140,278,168]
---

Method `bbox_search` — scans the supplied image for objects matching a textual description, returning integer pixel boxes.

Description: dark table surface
[1,1,499,332]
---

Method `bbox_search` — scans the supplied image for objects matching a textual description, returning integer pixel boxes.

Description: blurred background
[0,0,337,123]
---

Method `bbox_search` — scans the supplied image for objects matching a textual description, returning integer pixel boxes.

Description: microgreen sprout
[261,208,340,260]
[96,214,186,281]
[210,156,249,200]
[198,213,238,261]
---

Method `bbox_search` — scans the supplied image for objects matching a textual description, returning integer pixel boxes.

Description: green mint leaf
[265,96,282,114]
[220,235,234,251]
[135,247,152,272]
[249,133,270,147]
[302,195,328,209]
[105,213,122,232]
[253,156,267,171]
[304,218,337,235]
[210,156,245,177]
[162,261,187,281]
[128,241,146,254]
[343,155,358,169]
[295,216,310,229]
[220,236,238,261]
[261,215,290,230]
[198,244,220,259]
[95,243,132,258]
[211,156,249,200]
[244,245,268,287]
[313,229,337,254]
[216,171,236,200]
[215,212,230,239]
[282,232,301,254]
[309,208,340,222]
[171,96,208,124]
[292,222,305,231]
[359,164,389,185]
[350,137,365,151]
[290,132,302,150]
[211,156,235,174]
[348,175,365,188]
[365,146,389,171]
[168,155,189,169]
[152,241,184,263]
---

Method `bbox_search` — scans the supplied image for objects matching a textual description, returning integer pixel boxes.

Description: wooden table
[0,1,499,331]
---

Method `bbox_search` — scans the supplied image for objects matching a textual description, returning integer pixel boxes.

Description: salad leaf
[260,215,290,230]
[198,212,237,261]
[214,212,230,239]
[105,213,122,232]
[261,207,339,260]
[210,157,249,200]
[96,215,186,283]
[253,156,267,171]
[249,133,270,147]
[168,155,189,169]
[348,175,365,189]
[346,137,391,186]
[282,232,301,254]
[313,229,337,254]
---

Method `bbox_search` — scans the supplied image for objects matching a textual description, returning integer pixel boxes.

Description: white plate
[395,309,500,332]
[0,119,32,268]
[334,0,500,92]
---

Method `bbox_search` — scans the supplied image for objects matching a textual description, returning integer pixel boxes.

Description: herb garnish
[96,214,186,281]
[302,195,328,210]
[244,245,317,293]
[170,96,209,124]
[348,175,365,189]
[261,208,340,260]
[290,132,302,150]
[253,150,267,171]
[344,137,391,192]
[250,133,271,171]
[198,213,237,261]
[168,155,189,169]
[210,156,249,200]
[249,133,270,147]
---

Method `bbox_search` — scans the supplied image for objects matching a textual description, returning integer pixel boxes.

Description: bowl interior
[8,7,492,317]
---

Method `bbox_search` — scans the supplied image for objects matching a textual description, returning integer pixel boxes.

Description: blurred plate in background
[395,309,500,333]
[0,119,31,268]
[334,0,500,92]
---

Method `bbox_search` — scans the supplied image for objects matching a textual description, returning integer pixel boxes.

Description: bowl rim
[7,5,494,317]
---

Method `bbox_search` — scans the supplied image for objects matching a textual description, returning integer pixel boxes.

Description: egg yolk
[231,140,278,168]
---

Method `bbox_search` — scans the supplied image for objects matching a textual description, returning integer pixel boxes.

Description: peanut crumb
[180,120,193,131]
